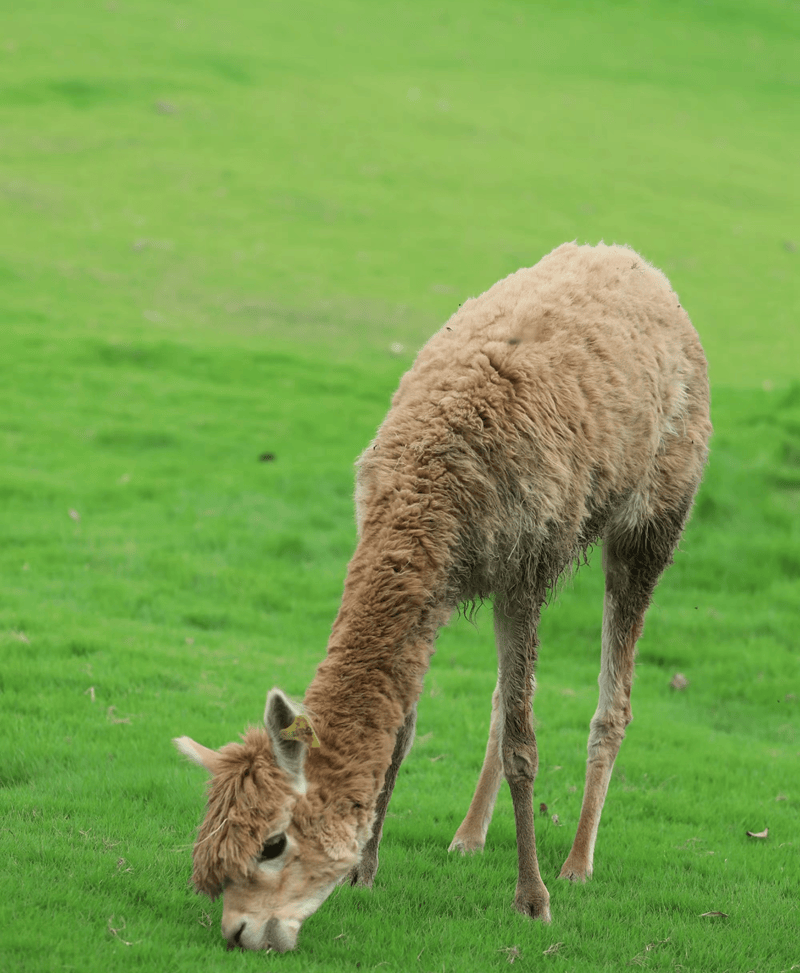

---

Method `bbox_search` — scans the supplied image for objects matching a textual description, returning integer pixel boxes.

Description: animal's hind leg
[449,682,503,854]
[559,517,683,883]
[349,703,417,887]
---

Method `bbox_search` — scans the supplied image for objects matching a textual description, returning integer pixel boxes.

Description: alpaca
[174,242,711,952]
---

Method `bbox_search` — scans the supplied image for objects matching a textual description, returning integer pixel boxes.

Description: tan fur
[175,242,711,949]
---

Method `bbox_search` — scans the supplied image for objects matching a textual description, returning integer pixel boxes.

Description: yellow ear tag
[279,714,320,748]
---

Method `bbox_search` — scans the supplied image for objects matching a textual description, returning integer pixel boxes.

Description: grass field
[1,1,799,971]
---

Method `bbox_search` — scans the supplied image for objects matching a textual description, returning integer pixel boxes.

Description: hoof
[513,893,552,923]
[558,859,591,883]
[448,832,485,855]
[348,859,377,888]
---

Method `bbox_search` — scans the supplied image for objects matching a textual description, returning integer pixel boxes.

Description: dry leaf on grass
[499,945,522,964]
[68,508,81,522]
[670,672,689,690]
[539,802,548,816]
[699,911,729,918]
[746,827,769,838]
[551,814,561,826]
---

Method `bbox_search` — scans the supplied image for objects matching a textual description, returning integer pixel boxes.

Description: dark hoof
[513,893,552,923]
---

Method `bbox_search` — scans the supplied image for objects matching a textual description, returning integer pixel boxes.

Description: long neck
[302,530,453,806]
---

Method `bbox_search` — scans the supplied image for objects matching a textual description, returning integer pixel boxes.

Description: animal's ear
[173,736,224,776]
[264,688,315,784]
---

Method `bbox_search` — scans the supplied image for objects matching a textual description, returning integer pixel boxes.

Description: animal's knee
[502,743,538,782]
[588,711,630,754]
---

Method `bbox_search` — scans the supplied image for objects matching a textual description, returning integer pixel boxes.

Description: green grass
[1,1,799,971]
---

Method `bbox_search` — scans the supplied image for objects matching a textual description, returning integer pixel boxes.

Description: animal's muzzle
[221,914,299,952]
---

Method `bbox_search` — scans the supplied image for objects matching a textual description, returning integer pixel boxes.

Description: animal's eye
[258,834,287,862]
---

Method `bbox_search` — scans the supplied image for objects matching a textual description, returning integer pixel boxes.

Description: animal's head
[174,689,371,951]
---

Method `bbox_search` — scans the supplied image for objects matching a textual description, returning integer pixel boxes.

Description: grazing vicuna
[174,242,711,952]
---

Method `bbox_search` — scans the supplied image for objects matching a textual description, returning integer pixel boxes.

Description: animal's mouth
[222,916,300,953]
[264,917,300,952]
[223,916,296,952]
[225,942,273,954]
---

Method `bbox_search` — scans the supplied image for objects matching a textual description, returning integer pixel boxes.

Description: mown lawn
[1,1,798,971]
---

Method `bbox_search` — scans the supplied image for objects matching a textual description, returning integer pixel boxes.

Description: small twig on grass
[107,915,140,946]
[699,911,729,918]
[499,946,522,964]
[746,827,769,839]
[106,706,131,724]
[543,942,565,956]
[629,937,670,965]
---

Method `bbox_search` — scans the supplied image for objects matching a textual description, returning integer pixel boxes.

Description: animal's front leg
[502,698,551,921]
[495,595,551,922]
[349,704,417,887]
[507,760,551,920]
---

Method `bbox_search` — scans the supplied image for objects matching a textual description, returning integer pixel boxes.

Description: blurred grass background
[1,1,798,971]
